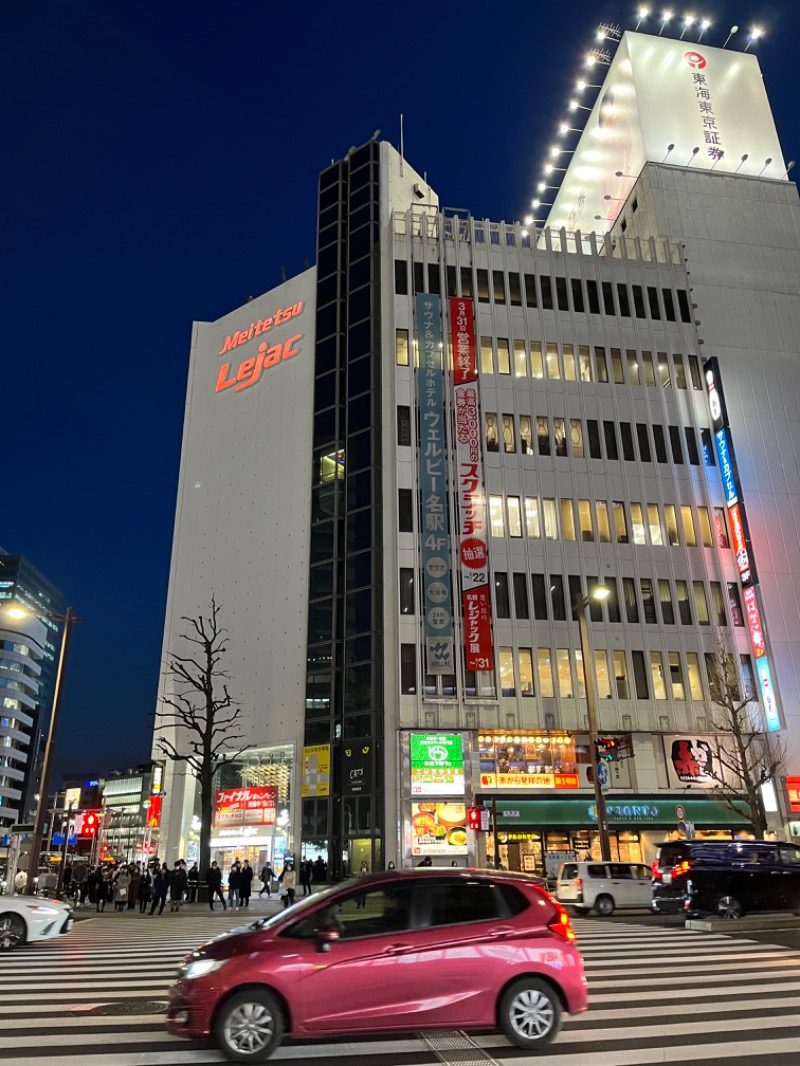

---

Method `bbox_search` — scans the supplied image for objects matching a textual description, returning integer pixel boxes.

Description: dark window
[550,575,566,621]
[428,264,441,295]
[509,273,522,307]
[710,582,728,626]
[685,427,700,465]
[623,578,639,623]
[688,355,702,389]
[652,424,668,463]
[446,265,457,296]
[413,262,425,295]
[676,581,692,625]
[668,425,684,464]
[678,290,692,323]
[603,421,619,460]
[398,488,413,533]
[632,285,646,318]
[513,573,530,619]
[532,574,548,620]
[632,197,639,213]
[568,575,583,615]
[493,270,506,304]
[636,424,652,462]
[459,266,473,298]
[602,281,616,315]
[426,879,524,927]
[476,269,490,302]
[524,274,538,308]
[640,579,657,624]
[617,284,631,317]
[632,651,649,699]
[397,405,411,447]
[540,276,553,310]
[701,429,715,466]
[495,573,511,618]
[394,260,408,295]
[571,278,585,312]
[620,422,635,461]
[399,568,415,614]
[662,289,676,322]
[587,420,602,459]
[586,280,600,314]
[659,580,675,625]
[647,287,662,320]
[595,346,608,382]
[606,577,621,623]
[555,276,569,310]
[728,583,744,627]
[400,645,416,694]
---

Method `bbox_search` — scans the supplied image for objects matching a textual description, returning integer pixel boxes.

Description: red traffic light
[84,811,99,836]
[467,806,483,832]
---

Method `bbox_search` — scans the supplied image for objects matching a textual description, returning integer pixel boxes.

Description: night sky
[3,2,797,777]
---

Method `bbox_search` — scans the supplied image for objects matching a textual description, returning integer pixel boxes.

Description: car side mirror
[316,924,340,953]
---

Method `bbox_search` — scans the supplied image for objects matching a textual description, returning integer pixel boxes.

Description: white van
[556,861,652,916]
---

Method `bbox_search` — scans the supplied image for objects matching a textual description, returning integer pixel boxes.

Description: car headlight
[181,958,226,980]
[26,905,60,915]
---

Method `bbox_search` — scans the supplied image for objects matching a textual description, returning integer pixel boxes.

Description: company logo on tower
[684,51,707,70]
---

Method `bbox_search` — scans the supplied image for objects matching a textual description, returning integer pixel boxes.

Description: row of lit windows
[394,261,694,324]
[482,412,711,467]
[487,494,728,551]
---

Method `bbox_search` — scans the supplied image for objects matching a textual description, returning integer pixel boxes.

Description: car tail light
[671,860,691,878]
[651,860,661,880]
[548,901,577,942]
[575,878,583,890]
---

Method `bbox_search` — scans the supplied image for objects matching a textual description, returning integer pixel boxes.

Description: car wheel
[715,895,743,920]
[594,894,615,917]
[500,977,562,1049]
[214,989,284,1063]
[0,912,26,950]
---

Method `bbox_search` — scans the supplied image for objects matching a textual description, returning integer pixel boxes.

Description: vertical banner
[415,293,454,673]
[451,297,494,672]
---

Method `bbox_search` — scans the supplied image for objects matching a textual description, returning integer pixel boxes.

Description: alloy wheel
[0,914,25,950]
[508,987,555,1040]
[716,895,742,919]
[223,1001,276,1055]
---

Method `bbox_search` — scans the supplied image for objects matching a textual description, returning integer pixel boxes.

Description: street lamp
[572,587,612,861]
[1,603,79,895]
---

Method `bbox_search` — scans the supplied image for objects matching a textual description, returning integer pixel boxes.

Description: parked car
[168,868,587,1062]
[556,861,652,916]
[651,839,800,919]
[0,895,73,949]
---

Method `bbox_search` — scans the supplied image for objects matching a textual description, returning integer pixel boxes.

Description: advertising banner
[479,772,580,790]
[743,587,766,658]
[787,777,800,814]
[754,657,781,733]
[450,296,493,672]
[410,802,467,857]
[342,740,372,795]
[415,293,454,674]
[301,744,331,798]
[146,795,162,829]
[213,786,277,828]
[410,733,465,796]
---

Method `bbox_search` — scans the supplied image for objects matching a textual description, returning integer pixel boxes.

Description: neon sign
[714,428,738,505]
[215,334,301,394]
[218,302,304,355]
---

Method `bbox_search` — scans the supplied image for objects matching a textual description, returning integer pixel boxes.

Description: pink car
[167,868,587,1062]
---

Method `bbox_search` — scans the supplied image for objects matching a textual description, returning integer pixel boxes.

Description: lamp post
[2,604,79,895]
[572,588,612,861]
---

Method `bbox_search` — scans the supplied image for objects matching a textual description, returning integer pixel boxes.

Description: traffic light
[467,806,483,831]
[84,811,99,836]
[595,737,618,762]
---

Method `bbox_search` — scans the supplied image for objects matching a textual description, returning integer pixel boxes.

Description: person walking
[239,860,254,908]
[96,869,112,912]
[227,861,242,910]
[259,862,275,898]
[279,862,296,909]
[149,863,170,915]
[128,864,141,910]
[355,860,369,908]
[299,859,313,897]
[169,861,188,912]
[113,865,131,912]
[186,863,199,903]
[206,861,226,911]
[139,866,153,913]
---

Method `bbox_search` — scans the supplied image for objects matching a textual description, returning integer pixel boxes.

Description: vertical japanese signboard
[450,297,493,672]
[704,357,779,731]
[415,293,454,673]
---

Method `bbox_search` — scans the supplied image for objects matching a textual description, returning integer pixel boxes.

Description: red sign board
[743,586,766,658]
[728,502,754,586]
[213,786,277,828]
[787,777,800,814]
[146,794,162,829]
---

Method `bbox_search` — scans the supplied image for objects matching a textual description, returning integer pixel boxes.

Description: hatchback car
[167,868,587,1062]
[652,839,800,918]
[556,861,652,916]
[0,896,73,949]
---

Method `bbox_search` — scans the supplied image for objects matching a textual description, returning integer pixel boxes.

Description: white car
[0,896,73,950]
[556,861,653,916]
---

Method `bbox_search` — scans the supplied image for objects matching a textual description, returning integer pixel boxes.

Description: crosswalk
[0,912,799,1064]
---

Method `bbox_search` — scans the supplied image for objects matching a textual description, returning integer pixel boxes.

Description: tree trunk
[199,772,213,879]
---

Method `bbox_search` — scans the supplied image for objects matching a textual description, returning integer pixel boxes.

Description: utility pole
[574,594,612,861]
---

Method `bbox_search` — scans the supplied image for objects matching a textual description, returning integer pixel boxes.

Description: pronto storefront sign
[493,797,750,827]
[410,733,465,796]
[479,772,579,790]
[213,786,277,828]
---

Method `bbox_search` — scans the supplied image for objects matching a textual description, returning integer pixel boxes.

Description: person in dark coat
[239,860,254,907]
[186,864,200,903]
[206,861,226,911]
[299,859,313,896]
[169,861,188,911]
[139,868,153,913]
[95,869,111,912]
[227,861,242,910]
[149,863,170,915]
[259,863,275,898]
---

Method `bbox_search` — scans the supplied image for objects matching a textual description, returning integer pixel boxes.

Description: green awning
[493,795,751,828]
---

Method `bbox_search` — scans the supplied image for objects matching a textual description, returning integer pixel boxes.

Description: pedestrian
[139,866,152,913]
[206,861,226,911]
[149,863,170,915]
[259,862,275,898]
[299,859,313,897]
[169,861,188,911]
[128,864,141,910]
[186,863,199,903]
[387,861,396,870]
[279,862,296,909]
[96,869,111,912]
[417,856,433,867]
[355,861,369,908]
[227,861,242,910]
[239,860,254,908]
[113,865,131,911]
[450,860,459,867]
[313,857,326,883]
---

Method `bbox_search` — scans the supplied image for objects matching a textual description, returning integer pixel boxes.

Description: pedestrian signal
[84,811,99,836]
[467,806,483,831]
[595,737,617,762]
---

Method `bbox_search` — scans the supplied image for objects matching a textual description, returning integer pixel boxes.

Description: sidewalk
[70,892,302,922]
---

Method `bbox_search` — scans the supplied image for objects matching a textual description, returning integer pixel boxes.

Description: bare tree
[702,638,787,837]
[153,598,250,876]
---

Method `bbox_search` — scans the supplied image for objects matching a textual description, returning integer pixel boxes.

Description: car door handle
[489,927,517,939]
[386,942,412,955]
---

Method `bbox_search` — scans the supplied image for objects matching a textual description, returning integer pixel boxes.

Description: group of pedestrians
[206,859,256,910]
[57,859,201,914]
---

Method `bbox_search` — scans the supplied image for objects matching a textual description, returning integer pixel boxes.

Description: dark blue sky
[3,2,797,775]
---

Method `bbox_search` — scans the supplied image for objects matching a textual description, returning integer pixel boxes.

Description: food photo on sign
[411,802,468,856]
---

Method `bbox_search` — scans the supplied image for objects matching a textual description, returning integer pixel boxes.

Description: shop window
[632,651,649,699]
[531,341,544,378]
[485,412,499,452]
[557,649,573,698]
[513,573,529,619]
[519,648,535,696]
[399,568,415,614]
[480,336,494,374]
[495,573,510,618]
[561,499,577,541]
[595,346,609,382]
[507,496,523,537]
[519,416,533,454]
[596,500,611,543]
[397,405,411,447]
[532,574,548,620]
[714,507,729,547]
[630,503,646,545]
[659,580,675,625]
[514,340,527,377]
[710,581,728,626]
[647,504,663,546]
[546,342,561,379]
[525,497,541,538]
[613,501,629,543]
[398,489,413,533]
[640,579,657,624]
[650,652,668,699]
[489,495,505,537]
[579,500,594,542]
[563,344,577,381]
[550,575,567,621]
[543,498,558,540]
[681,506,697,547]
[502,414,516,453]
[728,583,744,627]
[587,420,602,459]
[636,424,652,462]
[538,649,555,698]
[676,581,692,625]
[579,345,592,381]
[652,424,668,463]
[613,651,630,699]
[686,652,703,700]
[537,416,551,456]
[697,507,713,547]
[400,644,416,694]
[693,581,710,625]
[499,647,515,695]
[497,338,511,374]
[669,652,685,699]
[595,651,612,699]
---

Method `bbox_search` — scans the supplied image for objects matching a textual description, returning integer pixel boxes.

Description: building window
[632,651,649,698]
[728,583,744,626]
[572,279,585,313]
[574,650,586,699]
[620,422,635,461]
[603,421,619,460]
[647,504,663,545]
[495,573,510,618]
[540,276,554,310]
[676,580,692,625]
[685,427,700,465]
[520,416,533,454]
[613,651,630,699]
[606,577,621,622]
[531,341,544,378]
[686,652,703,700]
[519,648,535,696]
[701,428,715,466]
[636,424,652,462]
[395,260,408,295]
[627,350,640,384]
[669,652,685,699]
[673,354,687,388]
[475,269,488,301]
[587,420,602,458]
[398,488,413,533]
[525,497,541,538]
[490,496,505,537]
[579,345,592,381]
[740,655,756,700]
[642,351,656,386]
[714,508,729,548]
[650,652,668,699]
[514,340,527,377]
[611,348,624,384]
[480,336,494,374]
[697,507,713,547]
[513,573,530,619]
[546,342,561,380]
[710,581,728,626]
[502,414,516,453]
[668,425,684,464]
[543,498,558,540]
[640,579,657,624]
[596,500,611,543]
[664,505,679,546]
[396,328,410,366]
[399,569,415,614]
[587,280,600,314]
[632,286,646,318]
[563,344,577,381]
[693,581,710,625]
[648,287,661,319]
[550,576,567,621]
[613,501,629,543]
[507,496,523,537]
[659,580,675,625]
[532,574,548,619]
[397,405,411,447]
[595,650,612,699]
[579,500,594,542]
[561,499,577,541]
[652,424,668,463]
[524,274,538,308]
[623,578,639,623]
[497,338,511,374]
[538,649,555,698]
[681,506,697,547]
[537,416,551,456]
[400,644,416,694]
[594,345,608,381]
[557,649,573,698]
[688,355,702,388]
[485,412,499,452]
[499,647,515,695]
[509,273,522,307]
[493,270,507,305]
[630,503,647,545]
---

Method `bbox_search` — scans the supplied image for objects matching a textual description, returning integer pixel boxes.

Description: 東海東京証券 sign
[410,734,465,796]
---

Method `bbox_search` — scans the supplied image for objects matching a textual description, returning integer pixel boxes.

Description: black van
[651,840,800,919]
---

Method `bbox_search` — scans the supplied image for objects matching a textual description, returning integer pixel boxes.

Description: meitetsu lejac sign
[704,357,781,732]
[214,301,305,395]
